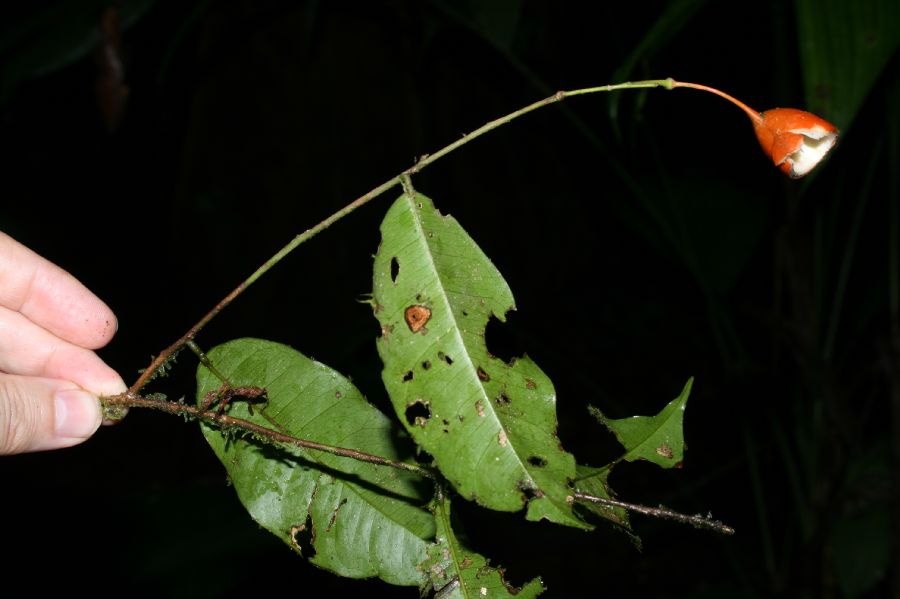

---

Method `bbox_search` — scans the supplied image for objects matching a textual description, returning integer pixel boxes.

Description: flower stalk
[126,77,838,396]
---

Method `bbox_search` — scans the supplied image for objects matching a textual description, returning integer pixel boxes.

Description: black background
[1,1,898,597]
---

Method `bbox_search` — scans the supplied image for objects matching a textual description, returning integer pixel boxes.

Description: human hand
[0,231,126,455]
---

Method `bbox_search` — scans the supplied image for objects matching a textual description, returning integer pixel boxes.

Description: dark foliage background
[1,1,898,597]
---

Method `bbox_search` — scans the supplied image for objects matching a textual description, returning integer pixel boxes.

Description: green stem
[128,77,694,393]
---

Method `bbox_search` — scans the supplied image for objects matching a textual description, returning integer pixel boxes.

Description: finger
[0,305,127,397]
[0,374,102,454]
[0,231,118,349]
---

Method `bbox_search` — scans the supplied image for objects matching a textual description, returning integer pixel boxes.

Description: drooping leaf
[372,192,587,529]
[421,493,544,598]
[589,377,692,469]
[196,338,435,587]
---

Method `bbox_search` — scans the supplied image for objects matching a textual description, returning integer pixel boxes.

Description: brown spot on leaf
[475,400,485,417]
[525,378,536,390]
[405,305,432,333]
[477,367,490,381]
[326,498,348,532]
[656,443,674,459]
[498,430,508,446]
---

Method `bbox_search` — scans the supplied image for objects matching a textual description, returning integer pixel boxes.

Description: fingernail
[54,389,102,439]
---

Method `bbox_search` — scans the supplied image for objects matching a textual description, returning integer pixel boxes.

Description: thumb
[0,374,102,455]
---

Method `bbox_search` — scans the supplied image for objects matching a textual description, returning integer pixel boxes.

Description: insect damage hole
[517,480,544,501]
[527,455,548,467]
[484,312,528,364]
[402,370,414,382]
[405,399,431,426]
[438,351,454,365]
[390,257,400,283]
[290,514,315,557]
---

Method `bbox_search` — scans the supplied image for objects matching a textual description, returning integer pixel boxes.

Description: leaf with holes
[196,338,435,587]
[589,378,692,469]
[372,192,587,529]
[421,494,545,598]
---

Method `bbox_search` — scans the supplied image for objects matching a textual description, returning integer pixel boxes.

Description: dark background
[1,1,898,597]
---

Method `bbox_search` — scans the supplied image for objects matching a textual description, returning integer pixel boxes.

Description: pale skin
[0,231,126,455]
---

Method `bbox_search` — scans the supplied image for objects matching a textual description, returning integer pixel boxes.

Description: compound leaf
[196,338,435,587]
[372,192,587,529]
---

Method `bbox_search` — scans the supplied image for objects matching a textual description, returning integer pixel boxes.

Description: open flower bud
[752,108,839,179]
[671,80,839,178]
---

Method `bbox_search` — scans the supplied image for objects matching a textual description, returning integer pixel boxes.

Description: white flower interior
[786,130,838,177]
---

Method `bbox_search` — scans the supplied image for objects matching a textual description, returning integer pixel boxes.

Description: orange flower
[671,81,839,178]
[751,108,839,178]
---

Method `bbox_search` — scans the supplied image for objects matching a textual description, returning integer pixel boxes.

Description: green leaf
[372,192,587,529]
[589,377,692,469]
[795,0,900,132]
[196,338,435,587]
[421,494,544,598]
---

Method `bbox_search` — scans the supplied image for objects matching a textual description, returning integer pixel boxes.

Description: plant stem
[573,491,735,535]
[129,78,692,393]
[671,80,763,124]
[103,392,435,479]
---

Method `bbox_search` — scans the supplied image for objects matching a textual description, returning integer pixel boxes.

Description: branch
[102,392,436,480]
[130,78,679,392]
[573,491,735,535]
